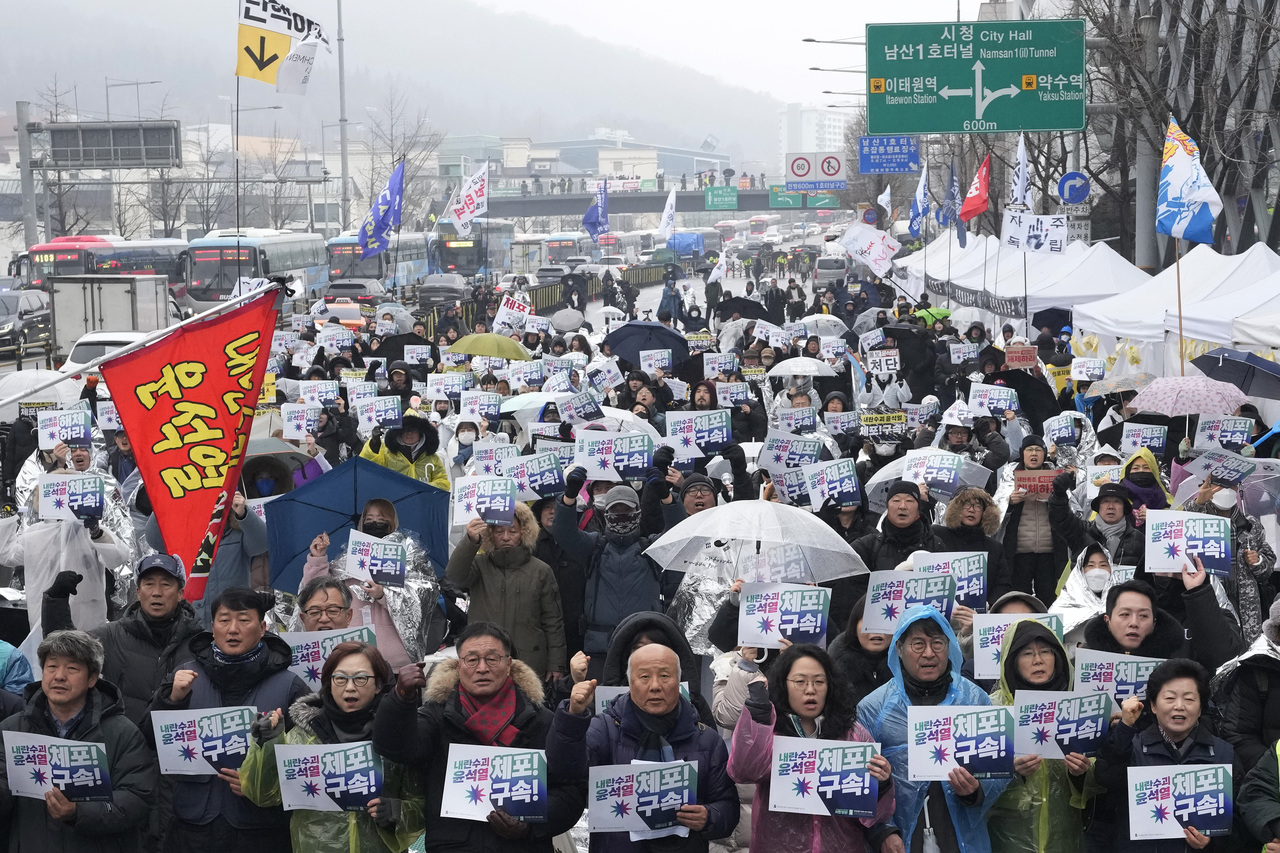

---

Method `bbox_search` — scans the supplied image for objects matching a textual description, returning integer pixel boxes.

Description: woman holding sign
[986,620,1093,853]
[240,641,426,852]
[726,643,894,851]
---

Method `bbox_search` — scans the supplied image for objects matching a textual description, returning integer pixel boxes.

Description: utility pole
[1133,15,1160,271]
[16,101,40,248]
[336,0,351,230]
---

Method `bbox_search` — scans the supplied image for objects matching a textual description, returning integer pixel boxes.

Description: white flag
[443,186,469,237]
[1008,133,1030,208]
[657,188,678,240]
[838,222,901,277]
[876,184,892,212]
[707,246,729,284]
[447,164,489,237]
[276,27,320,95]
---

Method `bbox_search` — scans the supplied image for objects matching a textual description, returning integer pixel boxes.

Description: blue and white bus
[426,218,517,277]
[186,229,327,312]
[327,231,430,291]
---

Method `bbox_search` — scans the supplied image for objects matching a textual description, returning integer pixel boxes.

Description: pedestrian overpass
[485,189,838,218]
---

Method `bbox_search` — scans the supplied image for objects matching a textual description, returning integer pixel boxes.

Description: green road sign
[808,193,839,208]
[705,186,738,210]
[769,186,803,209]
[640,179,657,191]
[866,19,1085,134]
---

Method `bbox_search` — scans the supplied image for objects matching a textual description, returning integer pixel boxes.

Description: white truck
[46,274,178,363]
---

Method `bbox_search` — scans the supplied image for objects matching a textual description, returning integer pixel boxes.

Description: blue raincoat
[856,606,1011,853]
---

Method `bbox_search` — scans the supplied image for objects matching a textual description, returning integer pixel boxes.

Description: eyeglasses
[904,638,949,655]
[1017,646,1054,662]
[461,653,510,669]
[959,498,985,509]
[330,673,375,688]
[684,486,714,497]
[302,605,350,619]
[787,678,828,690]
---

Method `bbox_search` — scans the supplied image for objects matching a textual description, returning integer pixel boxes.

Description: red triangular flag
[959,154,991,223]
[101,292,280,601]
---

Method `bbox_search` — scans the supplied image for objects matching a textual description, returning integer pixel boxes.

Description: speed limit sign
[786,151,847,191]
[789,155,811,179]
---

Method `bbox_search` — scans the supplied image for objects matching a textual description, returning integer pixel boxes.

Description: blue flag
[909,165,929,239]
[936,159,967,248]
[358,160,405,260]
[582,180,610,243]
[1156,118,1223,245]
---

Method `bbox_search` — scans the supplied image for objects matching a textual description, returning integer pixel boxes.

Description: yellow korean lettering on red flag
[101,292,280,601]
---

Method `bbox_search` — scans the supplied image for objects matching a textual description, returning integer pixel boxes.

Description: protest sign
[493,296,532,329]
[906,706,1015,780]
[345,530,408,587]
[912,551,987,611]
[968,385,1020,415]
[778,406,817,434]
[1074,648,1164,699]
[352,396,403,432]
[1121,423,1168,457]
[282,403,320,439]
[738,583,832,648]
[1086,465,1123,499]
[1182,451,1256,488]
[860,411,908,439]
[703,353,738,378]
[801,458,862,508]
[440,744,548,823]
[1014,470,1057,501]
[452,476,518,526]
[823,411,861,436]
[1070,358,1107,381]
[587,761,696,834]
[1004,345,1038,369]
[865,349,900,374]
[1145,510,1232,576]
[586,360,624,392]
[498,452,566,500]
[471,440,520,476]
[277,741,384,812]
[949,342,979,365]
[768,737,880,818]
[460,391,501,423]
[1127,764,1232,840]
[862,572,957,633]
[757,429,823,476]
[1194,416,1253,452]
[152,707,254,774]
[1013,691,1115,758]
[902,449,965,499]
[38,472,105,522]
[716,382,751,408]
[37,410,91,450]
[640,350,672,374]
[777,468,815,510]
[3,732,112,801]
[560,390,604,423]
[665,410,731,454]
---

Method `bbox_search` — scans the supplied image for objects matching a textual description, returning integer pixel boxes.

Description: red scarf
[459,676,519,746]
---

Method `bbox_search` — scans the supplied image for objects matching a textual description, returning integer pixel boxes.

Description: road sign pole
[15,101,39,249]
[1133,14,1159,271]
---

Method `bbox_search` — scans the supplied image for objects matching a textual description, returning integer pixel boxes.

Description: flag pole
[1022,253,1029,338]
[1175,239,1185,376]
[389,155,405,298]
[0,283,289,411]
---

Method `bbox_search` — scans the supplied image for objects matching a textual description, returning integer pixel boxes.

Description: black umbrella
[982,369,1062,433]
[1097,412,1182,465]
[373,332,434,364]
[560,272,589,289]
[715,297,769,321]
[602,321,691,366]
[1191,347,1280,400]
[879,323,932,372]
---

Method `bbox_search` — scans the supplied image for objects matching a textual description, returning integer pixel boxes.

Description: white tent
[895,231,986,299]
[1168,258,1280,343]
[1233,310,1280,348]
[1073,244,1240,342]
[1024,241,1150,314]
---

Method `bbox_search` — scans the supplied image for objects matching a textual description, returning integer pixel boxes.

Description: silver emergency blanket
[666,572,729,657]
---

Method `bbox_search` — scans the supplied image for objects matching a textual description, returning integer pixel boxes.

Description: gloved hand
[721,443,747,475]
[645,469,672,501]
[82,517,102,538]
[250,710,286,746]
[46,571,83,600]
[653,445,675,472]
[367,426,383,454]
[564,466,588,500]
[1241,443,1257,458]
[1178,437,1191,457]
[1053,470,1077,495]
[558,421,575,441]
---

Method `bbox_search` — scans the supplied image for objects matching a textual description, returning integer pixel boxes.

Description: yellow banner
[235,24,289,83]
[1047,364,1071,395]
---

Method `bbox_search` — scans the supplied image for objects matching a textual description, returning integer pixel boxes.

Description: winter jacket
[313,410,362,466]
[727,699,893,852]
[730,398,768,443]
[1092,718,1237,853]
[371,658,585,852]
[145,509,269,629]
[856,607,1010,853]
[1078,591,1240,672]
[828,519,945,631]
[152,632,310,831]
[1213,634,1280,771]
[550,495,680,656]
[1048,483,1146,573]
[545,692,740,853]
[43,594,202,725]
[827,631,893,709]
[931,489,1015,607]
[1239,737,1280,844]
[0,680,156,853]
[445,513,567,676]
[240,692,425,853]
[818,503,880,547]
[986,624,1092,853]
[0,640,32,697]
[599,610,717,728]
[360,424,450,491]
[534,527,587,659]
[1049,543,1120,648]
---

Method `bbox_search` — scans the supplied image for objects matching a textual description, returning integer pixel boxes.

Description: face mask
[604,512,640,537]
[363,520,391,538]
[1127,471,1156,487]
[1085,568,1110,593]
[254,477,275,497]
[457,431,476,446]
[874,443,897,456]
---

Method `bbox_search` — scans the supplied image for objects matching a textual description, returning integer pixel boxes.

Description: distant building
[777,103,851,176]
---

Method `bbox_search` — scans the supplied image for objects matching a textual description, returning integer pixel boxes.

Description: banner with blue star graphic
[1128,763,1232,840]
[1013,691,1115,759]
[737,582,831,649]
[861,571,958,634]
[906,706,1015,781]
[151,707,255,775]
[768,737,880,818]
[277,741,385,812]
[1145,509,1232,575]
[441,744,548,823]
[282,627,378,690]
[588,760,696,832]
[3,731,113,801]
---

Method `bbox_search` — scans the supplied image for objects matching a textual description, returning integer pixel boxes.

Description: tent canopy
[1165,246,1280,342]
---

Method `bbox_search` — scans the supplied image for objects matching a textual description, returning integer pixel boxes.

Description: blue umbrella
[1190,347,1280,400]
[264,457,450,593]
[602,320,691,366]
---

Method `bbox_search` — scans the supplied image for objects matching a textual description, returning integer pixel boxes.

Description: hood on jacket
[423,656,545,706]
[326,354,354,374]
[385,359,413,381]
[304,365,329,381]
[601,611,704,695]
[989,590,1047,613]
[942,486,1000,536]
[996,619,1071,700]
[821,390,850,413]
[692,380,717,406]
[1121,447,1172,502]
[1092,445,1123,465]
[1081,601,1186,658]
[388,414,440,457]
[1054,542,1118,642]
[478,501,539,551]
[887,606,964,685]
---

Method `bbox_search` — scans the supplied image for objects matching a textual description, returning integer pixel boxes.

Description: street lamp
[822,91,864,95]
[802,37,865,45]
[809,67,867,74]
[104,78,161,120]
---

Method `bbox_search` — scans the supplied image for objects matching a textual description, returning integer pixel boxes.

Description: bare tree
[188,131,234,235]
[247,127,302,230]
[361,85,444,227]
[109,181,149,238]
[32,76,96,237]
[137,172,194,238]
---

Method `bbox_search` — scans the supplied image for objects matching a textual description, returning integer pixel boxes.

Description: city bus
[585,231,645,261]
[713,220,744,241]
[748,215,782,237]
[186,228,327,312]
[544,232,582,265]
[15,235,188,292]
[327,231,430,290]
[815,209,836,228]
[427,218,517,277]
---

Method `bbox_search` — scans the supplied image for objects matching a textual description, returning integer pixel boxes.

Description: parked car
[0,289,51,357]
[535,265,571,283]
[417,273,471,310]
[814,255,849,286]
[562,256,591,272]
[322,278,390,304]
[59,330,148,377]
